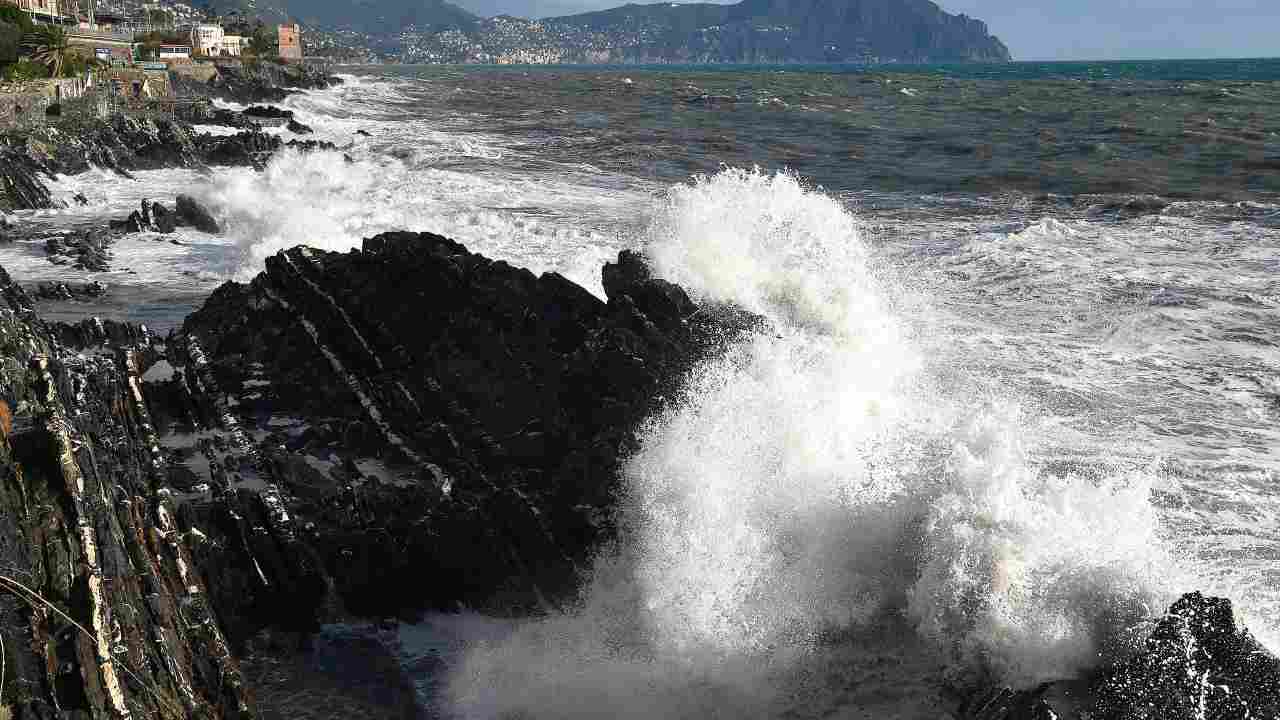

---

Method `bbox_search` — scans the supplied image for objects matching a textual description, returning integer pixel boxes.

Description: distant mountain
[202,0,1010,65]
[545,0,1011,63]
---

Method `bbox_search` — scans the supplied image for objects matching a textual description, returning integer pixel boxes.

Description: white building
[191,23,223,57]
[221,34,244,57]
[158,44,191,60]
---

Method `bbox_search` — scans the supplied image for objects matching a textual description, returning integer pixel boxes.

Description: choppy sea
[3,59,1278,718]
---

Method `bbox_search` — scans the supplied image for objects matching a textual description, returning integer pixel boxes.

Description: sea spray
[445,168,1181,717]
[199,148,636,293]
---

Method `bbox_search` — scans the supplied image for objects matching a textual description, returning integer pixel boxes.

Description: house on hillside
[7,0,64,24]
[222,33,243,56]
[191,22,222,56]
[277,22,301,60]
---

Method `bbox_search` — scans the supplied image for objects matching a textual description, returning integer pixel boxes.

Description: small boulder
[286,118,314,135]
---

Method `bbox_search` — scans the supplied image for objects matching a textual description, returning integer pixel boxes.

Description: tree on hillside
[22,25,69,78]
[0,21,21,64]
[247,22,276,56]
[0,3,32,33]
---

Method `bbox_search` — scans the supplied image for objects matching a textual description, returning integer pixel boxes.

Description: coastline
[0,61,1277,720]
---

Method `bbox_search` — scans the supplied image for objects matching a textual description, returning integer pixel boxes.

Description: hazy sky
[449,0,1278,61]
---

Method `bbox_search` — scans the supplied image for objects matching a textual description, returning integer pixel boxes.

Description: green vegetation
[246,23,277,57]
[0,4,33,33]
[0,21,20,65]
[20,25,69,78]
[0,58,47,81]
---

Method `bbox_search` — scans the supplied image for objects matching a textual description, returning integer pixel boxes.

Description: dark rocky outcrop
[242,106,293,121]
[0,265,253,719]
[188,63,343,106]
[44,229,112,270]
[286,118,314,135]
[112,199,178,235]
[1094,592,1280,719]
[167,232,760,625]
[29,279,109,302]
[3,228,1279,719]
[0,116,298,212]
[962,592,1280,719]
[177,195,223,234]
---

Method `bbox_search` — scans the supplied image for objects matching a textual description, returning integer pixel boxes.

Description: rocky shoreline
[0,230,1275,718]
[0,61,342,215]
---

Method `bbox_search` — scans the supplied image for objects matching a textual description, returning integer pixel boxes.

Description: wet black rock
[0,265,254,718]
[284,138,339,153]
[115,198,177,234]
[200,62,343,106]
[244,105,294,120]
[962,592,1280,720]
[2,115,288,211]
[29,279,108,301]
[177,194,222,234]
[287,118,314,135]
[1094,592,1280,719]
[44,228,112,270]
[170,233,762,624]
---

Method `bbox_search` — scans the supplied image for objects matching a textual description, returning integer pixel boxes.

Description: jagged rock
[171,233,761,624]
[201,63,340,106]
[0,265,252,718]
[2,116,285,211]
[962,592,1280,720]
[286,118,314,135]
[284,138,339,153]
[44,228,112,270]
[243,105,294,120]
[1093,592,1280,719]
[176,194,222,234]
[114,199,177,234]
[202,130,283,167]
[29,280,107,301]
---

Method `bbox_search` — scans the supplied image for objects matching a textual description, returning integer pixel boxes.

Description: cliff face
[549,0,1012,63]
[0,268,251,719]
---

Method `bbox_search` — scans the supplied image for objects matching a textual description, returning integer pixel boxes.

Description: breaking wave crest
[444,168,1180,718]
[198,148,635,293]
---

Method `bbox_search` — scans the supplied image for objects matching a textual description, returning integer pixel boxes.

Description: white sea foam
[200,147,644,294]
[443,169,1181,718]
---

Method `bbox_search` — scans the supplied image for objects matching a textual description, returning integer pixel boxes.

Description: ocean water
[2,60,1278,716]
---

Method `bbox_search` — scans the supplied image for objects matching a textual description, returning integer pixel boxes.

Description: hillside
[200,0,1009,63]
[545,0,1011,63]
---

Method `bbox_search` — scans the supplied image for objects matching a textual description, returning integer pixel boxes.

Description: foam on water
[443,169,1182,718]
[201,147,642,294]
